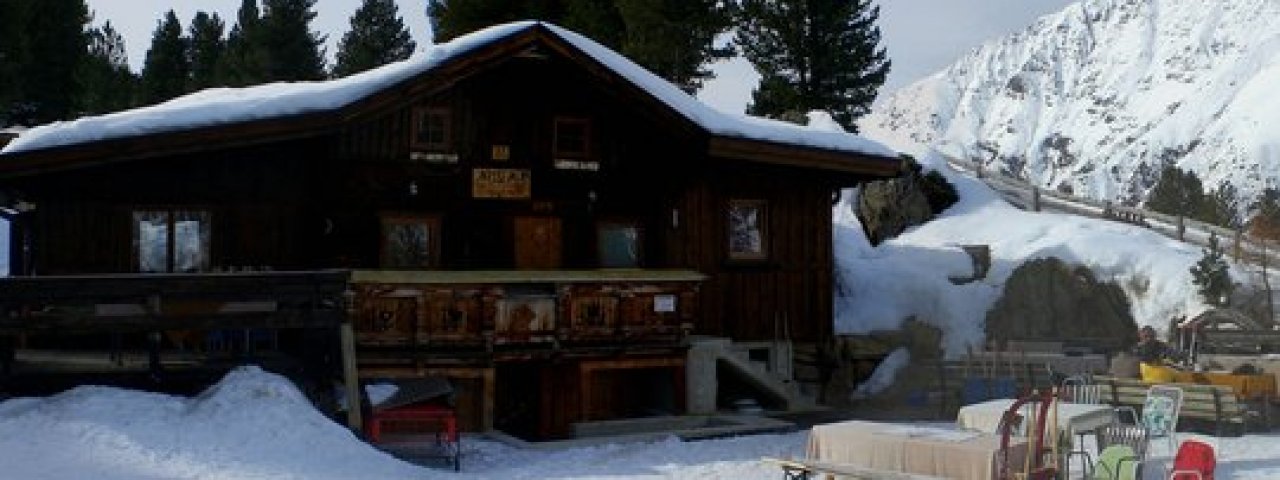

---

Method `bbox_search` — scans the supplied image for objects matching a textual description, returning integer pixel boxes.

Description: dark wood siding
[20,140,328,274]
[672,163,837,343]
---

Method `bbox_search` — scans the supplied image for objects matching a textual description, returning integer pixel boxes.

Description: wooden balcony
[0,270,350,334]
[348,269,705,356]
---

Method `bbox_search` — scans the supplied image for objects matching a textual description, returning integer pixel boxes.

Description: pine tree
[77,22,138,115]
[1198,182,1240,228]
[188,12,226,91]
[613,0,733,93]
[427,0,732,93]
[737,0,890,131]
[332,0,416,78]
[428,0,559,41]
[0,0,32,124]
[140,11,189,105]
[560,0,624,48]
[221,0,265,86]
[2,0,90,125]
[1191,234,1233,308]
[1146,164,1204,217]
[258,0,327,82]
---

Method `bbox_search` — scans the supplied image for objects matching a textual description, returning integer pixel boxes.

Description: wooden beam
[339,321,363,432]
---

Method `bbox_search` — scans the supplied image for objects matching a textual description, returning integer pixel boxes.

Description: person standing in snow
[1131,325,1185,365]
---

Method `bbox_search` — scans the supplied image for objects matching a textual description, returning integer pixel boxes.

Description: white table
[807,420,1027,480]
[956,398,1115,441]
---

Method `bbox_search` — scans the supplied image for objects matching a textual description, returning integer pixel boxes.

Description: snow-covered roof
[0,21,896,164]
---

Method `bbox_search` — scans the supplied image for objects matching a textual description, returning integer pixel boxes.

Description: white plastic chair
[1061,375,1106,477]
[1116,384,1183,476]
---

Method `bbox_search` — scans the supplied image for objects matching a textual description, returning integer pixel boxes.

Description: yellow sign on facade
[472,168,531,199]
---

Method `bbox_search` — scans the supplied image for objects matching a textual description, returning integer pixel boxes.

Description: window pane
[173,211,211,273]
[385,222,431,268]
[134,211,169,273]
[728,201,766,260]
[554,118,589,158]
[598,224,640,268]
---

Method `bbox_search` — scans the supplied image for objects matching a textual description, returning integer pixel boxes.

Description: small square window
[553,117,590,159]
[727,199,768,261]
[597,221,643,268]
[380,214,441,269]
[411,107,451,151]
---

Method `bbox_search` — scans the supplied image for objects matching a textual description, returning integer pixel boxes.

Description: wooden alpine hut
[0,21,902,440]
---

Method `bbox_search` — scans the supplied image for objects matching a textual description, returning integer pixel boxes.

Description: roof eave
[707,135,903,179]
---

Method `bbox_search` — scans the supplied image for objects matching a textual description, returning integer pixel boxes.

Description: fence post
[1032,187,1041,212]
[1233,228,1243,261]
[1177,215,1185,241]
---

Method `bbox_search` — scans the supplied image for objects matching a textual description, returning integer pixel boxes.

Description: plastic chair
[1093,424,1150,480]
[1169,439,1216,480]
[1062,375,1106,477]
[1092,444,1141,480]
[1117,385,1183,459]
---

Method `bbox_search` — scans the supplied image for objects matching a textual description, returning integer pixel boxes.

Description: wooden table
[956,398,1115,441]
[806,420,1027,480]
[1170,369,1277,400]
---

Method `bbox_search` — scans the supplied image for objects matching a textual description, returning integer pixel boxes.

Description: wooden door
[514,216,562,269]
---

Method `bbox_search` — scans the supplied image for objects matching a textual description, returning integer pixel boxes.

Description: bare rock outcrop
[985,257,1137,351]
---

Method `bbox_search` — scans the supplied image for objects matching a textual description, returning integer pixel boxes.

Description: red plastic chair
[1168,440,1215,480]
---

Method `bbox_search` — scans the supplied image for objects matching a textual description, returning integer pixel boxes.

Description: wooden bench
[762,457,946,480]
[1093,375,1254,436]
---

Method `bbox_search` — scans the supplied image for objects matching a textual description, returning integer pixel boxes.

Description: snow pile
[861,0,1280,206]
[833,151,1214,355]
[853,347,910,398]
[0,366,421,480]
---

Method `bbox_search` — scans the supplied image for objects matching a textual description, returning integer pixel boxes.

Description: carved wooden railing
[348,269,704,352]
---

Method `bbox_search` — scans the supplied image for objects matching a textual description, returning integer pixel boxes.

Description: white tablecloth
[956,398,1115,440]
[807,420,1027,480]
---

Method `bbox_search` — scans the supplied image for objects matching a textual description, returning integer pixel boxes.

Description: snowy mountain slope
[860,0,1280,207]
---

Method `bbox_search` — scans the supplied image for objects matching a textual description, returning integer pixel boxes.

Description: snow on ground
[834,149,1219,355]
[5,367,1280,478]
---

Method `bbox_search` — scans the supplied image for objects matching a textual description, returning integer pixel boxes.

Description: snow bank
[0,366,421,480]
[834,151,1215,356]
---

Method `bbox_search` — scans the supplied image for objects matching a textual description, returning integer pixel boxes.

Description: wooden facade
[0,23,901,439]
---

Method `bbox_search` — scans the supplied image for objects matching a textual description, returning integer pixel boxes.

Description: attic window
[553,116,591,163]
[133,210,211,273]
[411,107,452,153]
